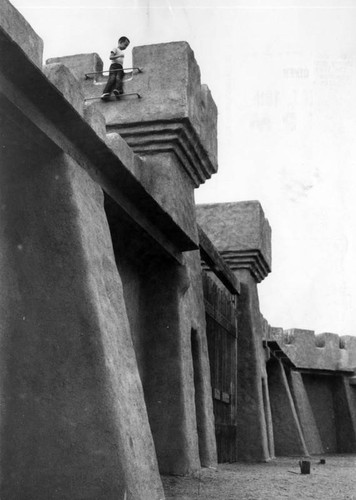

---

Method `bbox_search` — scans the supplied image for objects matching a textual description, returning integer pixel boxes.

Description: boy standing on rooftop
[101,36,130,100]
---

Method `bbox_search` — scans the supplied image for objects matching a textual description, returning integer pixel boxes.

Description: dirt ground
[162,455,356,500]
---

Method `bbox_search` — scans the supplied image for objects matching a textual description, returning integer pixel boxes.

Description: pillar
[235,269,270,461]
[267,360,309,456]
[289,371,323,455]
[262,375,275,459]
[196,201,273,461]
[334,376,356,452]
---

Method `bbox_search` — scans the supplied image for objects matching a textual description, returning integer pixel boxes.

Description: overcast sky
[10,0,356,336]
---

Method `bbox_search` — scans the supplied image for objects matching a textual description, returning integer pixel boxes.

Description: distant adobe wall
[262,318,356,373]
[197,200,356,461]
[261,316,356,456]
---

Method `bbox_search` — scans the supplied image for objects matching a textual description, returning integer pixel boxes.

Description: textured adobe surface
[235,269,270,461]
[0,142,163,498]
[1,1,169,497]
[267,361,308,457]
[269,328,356,372]
[288,371,324,455]
[76,43,218,187]
[107,203,217,474]
[46,31,219,477]
[43,63,85,116]
[0,0,43,67]
[47,52,103,81]
[196,201,271,282]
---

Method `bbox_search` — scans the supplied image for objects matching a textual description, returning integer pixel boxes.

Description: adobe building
[197,202,356,462]
[1,1,220,498]
[197,201,272,462]
[264,324,356,457]
[1,1,356,498]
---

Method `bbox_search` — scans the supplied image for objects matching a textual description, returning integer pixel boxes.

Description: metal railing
[84,67,143,79]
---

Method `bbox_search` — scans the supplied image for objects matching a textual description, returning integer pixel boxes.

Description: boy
[101,36,130,100]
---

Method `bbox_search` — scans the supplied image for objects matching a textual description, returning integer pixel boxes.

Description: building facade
[1,1,356,498]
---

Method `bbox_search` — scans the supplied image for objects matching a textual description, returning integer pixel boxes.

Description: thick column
[344,377,356,445]
[334,376,356,452]
[0,141,163,498]
[289,371,323,454]
[196,201,272,461]
[235,270,270,461]
[120,248,215,474]
[140,260,200,474]
[303,374,338,453]
[110,231,217,473]
[267,360,309,456]
[262,376,275,459]
[186,251,218,468]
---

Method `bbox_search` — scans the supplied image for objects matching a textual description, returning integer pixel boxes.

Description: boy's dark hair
[119,36,130,44]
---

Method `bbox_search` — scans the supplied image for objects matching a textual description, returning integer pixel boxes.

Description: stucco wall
[107,213,217,474]
[302,374,337,453]
[0,131,163,498]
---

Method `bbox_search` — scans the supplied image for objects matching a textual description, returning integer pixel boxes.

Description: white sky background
[10,0,356,336]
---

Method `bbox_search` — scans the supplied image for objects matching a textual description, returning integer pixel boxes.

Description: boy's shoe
[101,92,110,100]
[113,89,123,98]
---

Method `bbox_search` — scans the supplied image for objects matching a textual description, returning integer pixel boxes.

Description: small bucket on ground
[299,459,311,474]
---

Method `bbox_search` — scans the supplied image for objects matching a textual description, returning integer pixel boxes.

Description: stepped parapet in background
[264,325,356,373]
